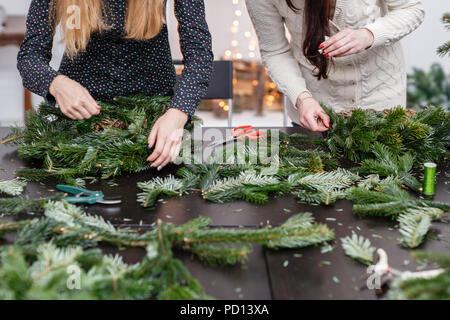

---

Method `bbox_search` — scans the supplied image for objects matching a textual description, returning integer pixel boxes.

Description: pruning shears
[209,125,267,149]
[56,185,122,205]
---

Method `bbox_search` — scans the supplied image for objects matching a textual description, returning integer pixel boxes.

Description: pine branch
[295,168,360,191]
[0,199,337,300]
[357,175,403,190]
[179,213,334,249]
[323,106,450,165]
[348,184,450,218]
[398,210,433,248]
[186,244,251,267]
[0,195,65,215]
[201,171,284,204]
[340,232,375,265]
[358,143,421,191]
[137,175,184,208]
[411,250,450,268]
[294,187,346,206]
[0,179,27,196]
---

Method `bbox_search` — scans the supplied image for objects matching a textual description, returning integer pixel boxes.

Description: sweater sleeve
[17,0,61,101]
[364,0,425,49]
[171,0,214,116]
[245,0,308,108]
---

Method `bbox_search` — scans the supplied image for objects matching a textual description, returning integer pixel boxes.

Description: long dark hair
[286,0,330,80]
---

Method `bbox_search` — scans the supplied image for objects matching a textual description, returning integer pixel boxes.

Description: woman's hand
[147,108,189,169]
[297,95,330,132]
[320,28,374,58]
[49,75,101,120]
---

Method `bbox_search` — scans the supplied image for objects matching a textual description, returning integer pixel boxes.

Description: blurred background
[0,0,448,127]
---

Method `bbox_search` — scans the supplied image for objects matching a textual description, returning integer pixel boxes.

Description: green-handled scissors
[56,185,122,205]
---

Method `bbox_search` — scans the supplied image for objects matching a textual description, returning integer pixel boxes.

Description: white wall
[0,0,449,125]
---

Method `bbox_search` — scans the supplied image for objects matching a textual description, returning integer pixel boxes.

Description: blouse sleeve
[171,0,214,116]
[364,0,425,49]
[17,0,61,101]
[245,0,309,109]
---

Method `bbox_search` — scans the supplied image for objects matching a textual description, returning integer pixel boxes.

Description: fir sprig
[340,232,375,265]
[397,207,444,248]
[0,179,27,196]
[358,142,421,191]
[137,175,184,208]
[323,106,450,164]
[347,184,450,218]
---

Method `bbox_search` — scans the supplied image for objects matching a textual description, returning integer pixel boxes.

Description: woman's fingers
[147,133,166,163]
[326,39,356,57]
[303,113,329,133]
[82,99,100,116]
[151,139,172,168]
[324,35,353,56]
[160,143,179,168]
[148,123,159,148]
[318,112,331,129]
[69,108,84,120]
[63,109,77,120]
[86,91,101,112]
[74,104,92,119]
[334,44,359,57]
[305,115,319,132]
[170,141,182,162]
[320,29,350,51]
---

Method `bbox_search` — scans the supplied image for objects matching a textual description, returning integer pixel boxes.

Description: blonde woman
[17,0,213,168]
[246,0,425,132]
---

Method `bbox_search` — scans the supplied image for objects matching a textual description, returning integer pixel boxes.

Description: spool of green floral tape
[423,162,437,196]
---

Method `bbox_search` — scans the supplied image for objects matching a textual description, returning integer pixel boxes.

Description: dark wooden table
[0,16,32,113]
[0,127,448,300]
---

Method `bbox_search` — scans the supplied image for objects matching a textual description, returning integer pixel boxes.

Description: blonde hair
[52,0,166,58]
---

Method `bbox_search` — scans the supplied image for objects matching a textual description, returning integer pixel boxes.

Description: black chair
[174,60,234,126]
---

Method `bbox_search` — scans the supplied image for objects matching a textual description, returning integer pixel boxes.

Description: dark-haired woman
[246,0,425,132]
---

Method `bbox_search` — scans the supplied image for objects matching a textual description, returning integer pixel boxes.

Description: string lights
[224,0,258,61]
[218,0,280,114]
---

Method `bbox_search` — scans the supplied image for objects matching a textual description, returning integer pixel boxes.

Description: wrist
[49,75,66,97]
[361,28,375,49]
[296,91,313,110]
[167,108,189,126]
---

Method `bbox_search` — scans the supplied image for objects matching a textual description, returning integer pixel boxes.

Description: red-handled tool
[209,125,267,148]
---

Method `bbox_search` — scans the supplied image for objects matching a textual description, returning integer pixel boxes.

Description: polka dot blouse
[17,0,214,116]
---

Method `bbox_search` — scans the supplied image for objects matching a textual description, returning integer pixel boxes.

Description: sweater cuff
[44,70,63,103]
[364,21,393,49]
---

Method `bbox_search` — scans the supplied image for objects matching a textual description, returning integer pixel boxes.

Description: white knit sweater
[246,0,425,122]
